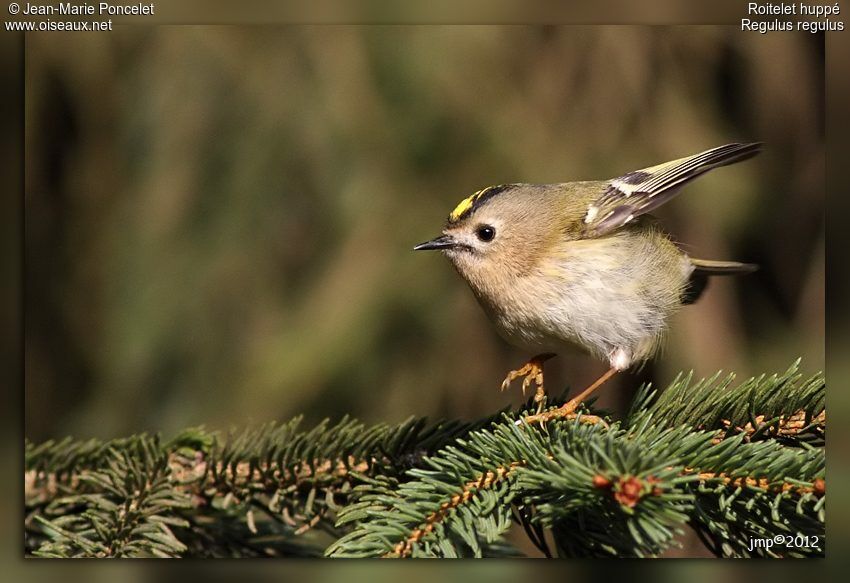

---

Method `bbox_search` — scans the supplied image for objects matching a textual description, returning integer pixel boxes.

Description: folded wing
[583,142,762,238]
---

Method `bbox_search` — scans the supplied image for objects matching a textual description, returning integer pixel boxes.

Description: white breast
[485,232,690,367]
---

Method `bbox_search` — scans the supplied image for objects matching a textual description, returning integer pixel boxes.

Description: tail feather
[690,258,759,275]
[682,258,758,305]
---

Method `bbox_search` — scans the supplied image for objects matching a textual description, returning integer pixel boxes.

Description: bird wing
[582,143,762,238]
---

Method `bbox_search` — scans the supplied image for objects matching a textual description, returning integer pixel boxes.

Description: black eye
[476,225,496,242]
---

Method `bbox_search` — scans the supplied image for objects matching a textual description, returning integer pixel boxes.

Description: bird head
[414,184,561,290]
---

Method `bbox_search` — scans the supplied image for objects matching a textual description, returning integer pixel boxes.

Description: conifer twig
[26,362,825,559]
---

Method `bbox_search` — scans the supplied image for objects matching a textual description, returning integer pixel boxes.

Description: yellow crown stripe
[449,196,475,221]
[449,188,489,222]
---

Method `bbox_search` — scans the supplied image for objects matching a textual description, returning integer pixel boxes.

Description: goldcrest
[415,143,760,422]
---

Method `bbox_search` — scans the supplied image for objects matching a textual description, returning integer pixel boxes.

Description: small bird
[414,143,760,423]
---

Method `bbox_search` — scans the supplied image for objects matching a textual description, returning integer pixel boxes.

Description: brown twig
[683,469,825,497]
[386,461,525,558]
[711,410,825,444]
[26,450,373,537]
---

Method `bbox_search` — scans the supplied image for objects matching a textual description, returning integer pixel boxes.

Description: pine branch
[30,436,191,557]
[26,361,825,558]
[26,415,485,557]
[329,362,825,558]
[628,359,825,446]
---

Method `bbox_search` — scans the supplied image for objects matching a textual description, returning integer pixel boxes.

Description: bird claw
[500,353,555,398]
[523,399,577,425]
[522,408,608,428]
[521,373,536,396]
[500,363,534,393]
[521,366,618,426]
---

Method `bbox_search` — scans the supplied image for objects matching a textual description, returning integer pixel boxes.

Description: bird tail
[690,258,759,275]
[681,258,758,304]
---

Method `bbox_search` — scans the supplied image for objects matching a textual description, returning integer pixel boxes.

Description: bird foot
[500,353,556,404]
[520,366,619,426]
[522,400,606,427]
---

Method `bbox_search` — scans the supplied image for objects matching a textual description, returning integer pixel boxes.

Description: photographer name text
[18,2,154,16]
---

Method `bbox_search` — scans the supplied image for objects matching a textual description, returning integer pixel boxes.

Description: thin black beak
[413,234,456,251]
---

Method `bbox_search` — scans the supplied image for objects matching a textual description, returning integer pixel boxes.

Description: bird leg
[523,367,618,425]
[500,353,556,405]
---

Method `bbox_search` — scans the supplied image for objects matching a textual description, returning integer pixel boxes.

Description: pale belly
[476,233,692,366]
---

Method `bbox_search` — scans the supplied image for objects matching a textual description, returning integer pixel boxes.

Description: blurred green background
[25,26,824,444]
